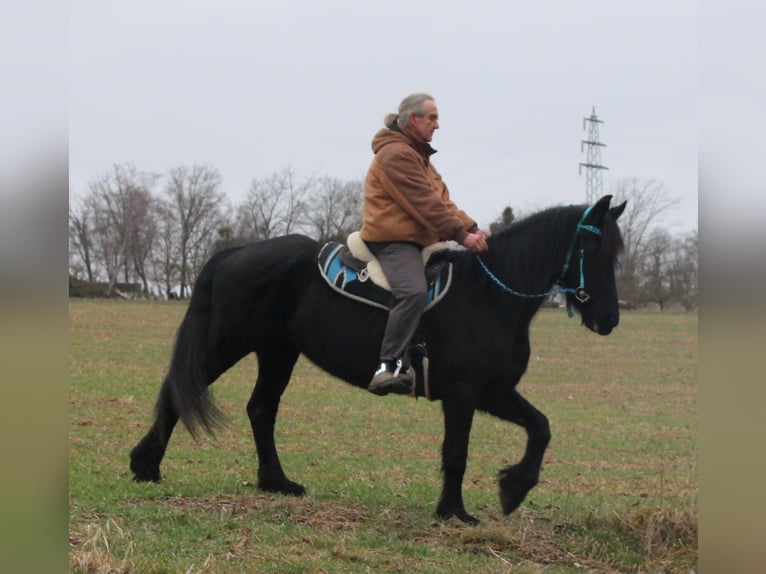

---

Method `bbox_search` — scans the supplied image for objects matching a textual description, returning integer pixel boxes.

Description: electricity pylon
[579,106,608,203]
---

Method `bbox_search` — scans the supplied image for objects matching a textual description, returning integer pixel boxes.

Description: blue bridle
[475,206,603,317]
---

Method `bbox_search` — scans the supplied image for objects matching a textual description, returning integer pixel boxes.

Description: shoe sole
[368,374,414,396]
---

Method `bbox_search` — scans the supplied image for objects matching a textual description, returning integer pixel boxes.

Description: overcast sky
[69,1,699,233]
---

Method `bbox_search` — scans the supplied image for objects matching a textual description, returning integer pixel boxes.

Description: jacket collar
[391,123,437,161]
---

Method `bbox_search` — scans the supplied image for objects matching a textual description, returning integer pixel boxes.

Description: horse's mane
[495,205,577,254]
[453,203,623,298]
[493,203,623,261]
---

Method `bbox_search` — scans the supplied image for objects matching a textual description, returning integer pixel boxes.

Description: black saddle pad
[317,242,453,312]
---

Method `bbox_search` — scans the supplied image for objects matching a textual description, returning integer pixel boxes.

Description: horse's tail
[160,246,242,439]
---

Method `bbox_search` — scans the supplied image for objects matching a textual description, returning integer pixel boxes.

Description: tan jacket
[360,127,477,247]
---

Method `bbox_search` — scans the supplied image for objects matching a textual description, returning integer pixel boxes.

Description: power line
[607,133,695,148]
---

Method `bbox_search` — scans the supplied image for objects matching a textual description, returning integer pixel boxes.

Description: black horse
[130,195,625,524]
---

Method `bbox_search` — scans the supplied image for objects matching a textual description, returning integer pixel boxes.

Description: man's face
[410,99,439,142]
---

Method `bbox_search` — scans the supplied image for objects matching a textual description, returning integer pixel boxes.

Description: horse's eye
[615,259,623,270]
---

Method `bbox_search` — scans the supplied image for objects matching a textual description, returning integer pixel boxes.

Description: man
[360,93,490,396]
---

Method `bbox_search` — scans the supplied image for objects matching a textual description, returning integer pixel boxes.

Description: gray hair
[384,92,435,129]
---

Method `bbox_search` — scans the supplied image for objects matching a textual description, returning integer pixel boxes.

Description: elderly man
[360,93,490,395]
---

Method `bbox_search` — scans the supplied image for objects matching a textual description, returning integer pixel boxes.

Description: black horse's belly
[288,271,389,387]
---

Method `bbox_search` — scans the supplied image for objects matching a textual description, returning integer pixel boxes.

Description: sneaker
[367,360,413,396]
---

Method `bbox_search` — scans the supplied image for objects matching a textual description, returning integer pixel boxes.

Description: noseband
[475,206,603,317]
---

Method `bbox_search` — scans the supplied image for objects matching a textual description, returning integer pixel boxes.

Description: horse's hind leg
[483,388,551,515]
[248,341,305,496]
[130,380,178,482]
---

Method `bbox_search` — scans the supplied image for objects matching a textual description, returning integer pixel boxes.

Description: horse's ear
[609,200,627,221]
[585,195,613,224]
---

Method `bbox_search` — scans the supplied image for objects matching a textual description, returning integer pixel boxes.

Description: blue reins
[475,206,602,317]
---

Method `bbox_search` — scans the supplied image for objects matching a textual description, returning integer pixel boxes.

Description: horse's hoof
[434,506,480,525]
[258,478,306,497]
[130,460,162,483]
[132,471,161,483]
[499,487,523,515]
[497,465,536,515]
[282,480,307,497]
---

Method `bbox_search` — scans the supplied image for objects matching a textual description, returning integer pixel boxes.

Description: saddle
[317,232,454,312]
[317,232,452,400]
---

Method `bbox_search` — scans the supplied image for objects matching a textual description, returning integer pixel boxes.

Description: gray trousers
[367,241,428,362]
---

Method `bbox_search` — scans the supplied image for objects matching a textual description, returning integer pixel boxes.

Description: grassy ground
[69,299,697,573]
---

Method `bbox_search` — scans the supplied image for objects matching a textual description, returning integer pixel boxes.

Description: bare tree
[237,176,280,240]
[280,169,312,236]
[125,184,158,296]
[150,199,180,298]
[610,177,679,305]
[69,198,95,282]
[87,178,125,291]
[85,163,156,295]
[641,228,673,310]
[667,229,699,311]
[306,177,363,242]
[164,163,225,298]
[236,167,310,240]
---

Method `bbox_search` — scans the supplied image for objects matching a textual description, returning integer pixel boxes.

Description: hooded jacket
[359,126,477,247]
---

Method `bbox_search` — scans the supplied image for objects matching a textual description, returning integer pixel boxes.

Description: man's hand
[476,229,492,241]
[462,231,489,253]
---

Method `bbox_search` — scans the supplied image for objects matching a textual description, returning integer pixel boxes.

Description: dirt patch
[159,492,371,533]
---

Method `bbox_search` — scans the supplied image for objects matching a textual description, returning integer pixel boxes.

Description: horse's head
[561,195,626,335]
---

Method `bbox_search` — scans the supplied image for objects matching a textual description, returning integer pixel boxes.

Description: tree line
[69,162,697,310]
[69,162,363,298]
[608,178,697,311]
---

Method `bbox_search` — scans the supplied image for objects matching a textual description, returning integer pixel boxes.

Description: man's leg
[367,242,427,395]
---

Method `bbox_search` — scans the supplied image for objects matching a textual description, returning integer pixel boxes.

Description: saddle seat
[317,232,456,312]
[345,231,452,291]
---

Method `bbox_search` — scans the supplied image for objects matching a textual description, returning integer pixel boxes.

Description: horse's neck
[489,223,571,294]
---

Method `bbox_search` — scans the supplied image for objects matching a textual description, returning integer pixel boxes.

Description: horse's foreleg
[130,380,178,482]
[248,343,305,496]
[435,385,479,524]
[484,388,551,515]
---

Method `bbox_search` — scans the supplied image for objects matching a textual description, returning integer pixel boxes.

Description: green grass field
[69,299,697,573]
